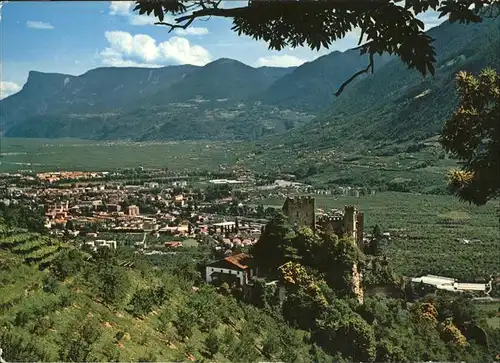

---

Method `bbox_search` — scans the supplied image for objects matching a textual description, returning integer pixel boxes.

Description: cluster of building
[1,172,270,255]
[36,171,109,183]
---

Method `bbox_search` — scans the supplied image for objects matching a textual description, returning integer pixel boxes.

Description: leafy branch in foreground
[440,68,500,206]
[134,0,498,96]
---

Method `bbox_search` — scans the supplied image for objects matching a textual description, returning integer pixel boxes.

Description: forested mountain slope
[278,16,500,151]
[255,50,392,112]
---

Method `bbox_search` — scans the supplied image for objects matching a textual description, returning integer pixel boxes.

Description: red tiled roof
[165,241,183,247]
[224,253,251,269]
[207,253,253,270]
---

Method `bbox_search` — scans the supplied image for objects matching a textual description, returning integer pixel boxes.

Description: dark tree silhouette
[133,0,499,95]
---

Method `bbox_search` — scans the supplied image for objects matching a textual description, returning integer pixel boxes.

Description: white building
[144,182,160,189]
[411,274,489,294]
[209,179,244,185]
[172,180,188,187]
[94,240,117,250]
[205,253,257,286]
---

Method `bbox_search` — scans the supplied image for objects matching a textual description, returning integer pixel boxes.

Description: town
[0,167,494,300]
[0,168,373,244]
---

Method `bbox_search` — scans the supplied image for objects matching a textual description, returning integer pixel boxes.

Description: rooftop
[224,253,252,269]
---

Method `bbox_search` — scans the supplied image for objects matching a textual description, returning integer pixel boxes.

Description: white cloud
[0,2,4,23]
[109,1,165,26]
[26,20,54,30]
[175,27,209,36]
[256,54,306,67]
[109,1,133,16]
[0,81,21,99]
[100,31,211,67]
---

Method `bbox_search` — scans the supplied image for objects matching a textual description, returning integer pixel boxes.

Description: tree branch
[155,5,249,32]
[334,53,374,97]
[156,16,196,32]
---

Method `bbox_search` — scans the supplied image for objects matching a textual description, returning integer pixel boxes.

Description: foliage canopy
[440,68,500,206]
[134,0,499,95]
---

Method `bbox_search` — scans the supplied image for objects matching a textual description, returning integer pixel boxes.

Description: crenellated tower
[343,205,357,240]
[282,196,316,231]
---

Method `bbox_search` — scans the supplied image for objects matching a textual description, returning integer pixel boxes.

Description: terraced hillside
[0,226,68,268]
[0,222,314,362]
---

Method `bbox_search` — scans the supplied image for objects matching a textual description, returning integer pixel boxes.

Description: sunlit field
[0,138,244,173]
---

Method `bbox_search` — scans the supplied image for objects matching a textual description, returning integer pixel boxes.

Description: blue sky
[0,1,446,99]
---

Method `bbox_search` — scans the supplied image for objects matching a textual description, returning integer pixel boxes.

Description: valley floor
[1,138,497,283]
[0,138,238,173]
[0,137,455,190]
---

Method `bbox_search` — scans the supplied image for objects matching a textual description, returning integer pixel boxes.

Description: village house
[173,195,185,207]
[144,181,160,189]
[84,239,117,251]
[205,253,258,287]
[172,180,188,187]
[165,241,183,248]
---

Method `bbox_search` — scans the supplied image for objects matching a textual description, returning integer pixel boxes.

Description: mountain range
[1,16,499,147]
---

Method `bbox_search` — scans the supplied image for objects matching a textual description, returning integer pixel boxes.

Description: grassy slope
[0,253,181,361]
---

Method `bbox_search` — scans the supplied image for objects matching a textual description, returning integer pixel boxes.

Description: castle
[282,196,316,231]
[282,196,365,250]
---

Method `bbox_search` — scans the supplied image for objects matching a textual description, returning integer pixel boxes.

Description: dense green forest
[1,210,499,362]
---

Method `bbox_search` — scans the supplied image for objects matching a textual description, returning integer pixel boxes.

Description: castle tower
[282,196,316,231]
[343,205,357,241]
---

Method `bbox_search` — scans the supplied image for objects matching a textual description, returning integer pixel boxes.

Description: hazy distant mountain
[2,15,499,143]
[1,65,197,131]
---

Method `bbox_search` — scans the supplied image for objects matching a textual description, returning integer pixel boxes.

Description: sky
[0,1,446,99]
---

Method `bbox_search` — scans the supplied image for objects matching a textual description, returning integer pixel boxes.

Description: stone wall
[282,196,316,231]
[318,205,365,250]
[356,212,365,250]
[352,263,364,304]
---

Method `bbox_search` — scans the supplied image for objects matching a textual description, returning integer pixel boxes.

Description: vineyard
[0,222,313,362]
[0,226,68,268]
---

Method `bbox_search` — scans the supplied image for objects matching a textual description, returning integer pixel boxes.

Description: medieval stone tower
[344,205,357,240]
[344,205,364,250]
[282,196,316,232]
